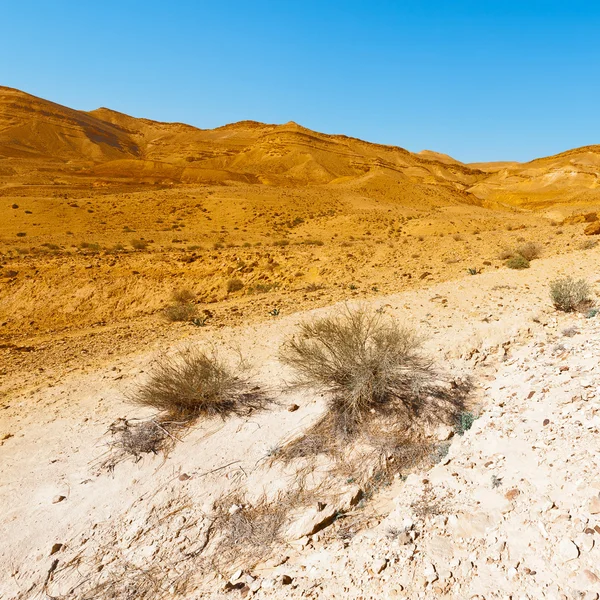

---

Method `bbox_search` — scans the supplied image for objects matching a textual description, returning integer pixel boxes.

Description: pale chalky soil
[242,311,600,599]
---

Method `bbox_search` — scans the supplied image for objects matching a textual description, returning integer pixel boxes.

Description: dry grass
[226,278,244,293]
[172,288,195,303]
[550,276,593,312]
[163,289,197,322]
[281,307,445,427]
[132,348,268,420]
[163,302,197,322]
[506,255,530,269]
[515,241,542,261]
[277,307,470,485]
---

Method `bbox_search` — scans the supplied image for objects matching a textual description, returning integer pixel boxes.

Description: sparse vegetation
[132,348,267,420]
[550,276,592,312]
[163,289,197,322]
[130,238,149,250]
[580,239,597,250]
[226,278,244,293]
[506,255,530,269]
[277,307,469,486]
[163,302,197,322]
[515,241,542,261]
[280,307,438,426]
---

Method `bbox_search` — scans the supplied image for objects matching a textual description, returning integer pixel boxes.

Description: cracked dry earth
[238,314,600,600]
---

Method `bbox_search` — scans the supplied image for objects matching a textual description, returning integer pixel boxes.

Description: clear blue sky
[2,1,599,162]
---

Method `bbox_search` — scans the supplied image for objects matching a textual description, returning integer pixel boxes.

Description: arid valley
[1,85,600,599]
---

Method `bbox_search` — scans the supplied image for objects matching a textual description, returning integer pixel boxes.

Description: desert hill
[1,86,600,345]
[3,86,600,211]
[0,86,483,195]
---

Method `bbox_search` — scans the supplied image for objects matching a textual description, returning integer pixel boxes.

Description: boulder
[584,221,600,236]
[284,504,338,540]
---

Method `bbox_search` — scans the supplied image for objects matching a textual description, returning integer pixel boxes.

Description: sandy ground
[1,244,599,599]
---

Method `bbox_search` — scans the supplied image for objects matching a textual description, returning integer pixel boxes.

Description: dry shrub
[226,278,244,293]
[498,248,513,260]
[130,238,149,250]
[133,349,267,420]
[281,308,439,426]
[164,289,197,322]
[209,494,289,571]
[580,239,598,250]
[278,307,469,483]
[515,241,542,261]
[172,288,195,303]
[163,302,197,322]
[550,276,593,312]
[506,255,530,269]
[108,418,170,460]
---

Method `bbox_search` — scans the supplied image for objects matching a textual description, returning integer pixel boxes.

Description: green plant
[506,255,530,269]
[456,411,476,435]
[550,276,593,312]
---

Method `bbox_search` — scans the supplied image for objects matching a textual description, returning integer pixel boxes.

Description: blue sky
[1,1,599,162]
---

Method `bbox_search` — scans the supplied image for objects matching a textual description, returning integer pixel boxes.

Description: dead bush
[515,241,542,261]
[106,418,171,462]
[550,276,593,312]
[132,349,267,420]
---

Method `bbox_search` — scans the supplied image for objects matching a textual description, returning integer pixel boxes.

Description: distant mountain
[1,86,599,209]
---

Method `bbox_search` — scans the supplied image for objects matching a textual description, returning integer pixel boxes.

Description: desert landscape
[1,85,600,599]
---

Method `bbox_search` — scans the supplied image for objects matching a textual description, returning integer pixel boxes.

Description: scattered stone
[372,559,387,574]
[505,488,520,501]
[588,495,600,515]
[558,539,579,562]
[280,574,293,585]
[178,473,191,481]
[50,543,63,555]
[52,495,66,504]
[287,403,300,412]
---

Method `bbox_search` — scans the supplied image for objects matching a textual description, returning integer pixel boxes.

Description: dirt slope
[1,246,599,599]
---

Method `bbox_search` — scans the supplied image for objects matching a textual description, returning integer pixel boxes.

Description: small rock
[287,404,300,412]
[52,495,66,504]
[231,569,243,582]
[372,558,387,574]
[178,473,191,481]
[436,425,454,441]
[50,543,63,555]
[423,562,438,583]
[558,539,579,562]
[588,495,600,515]
[285,504,337,540]
[229,504,242,515]
[505,488,520,501]
[280,574,293,585]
